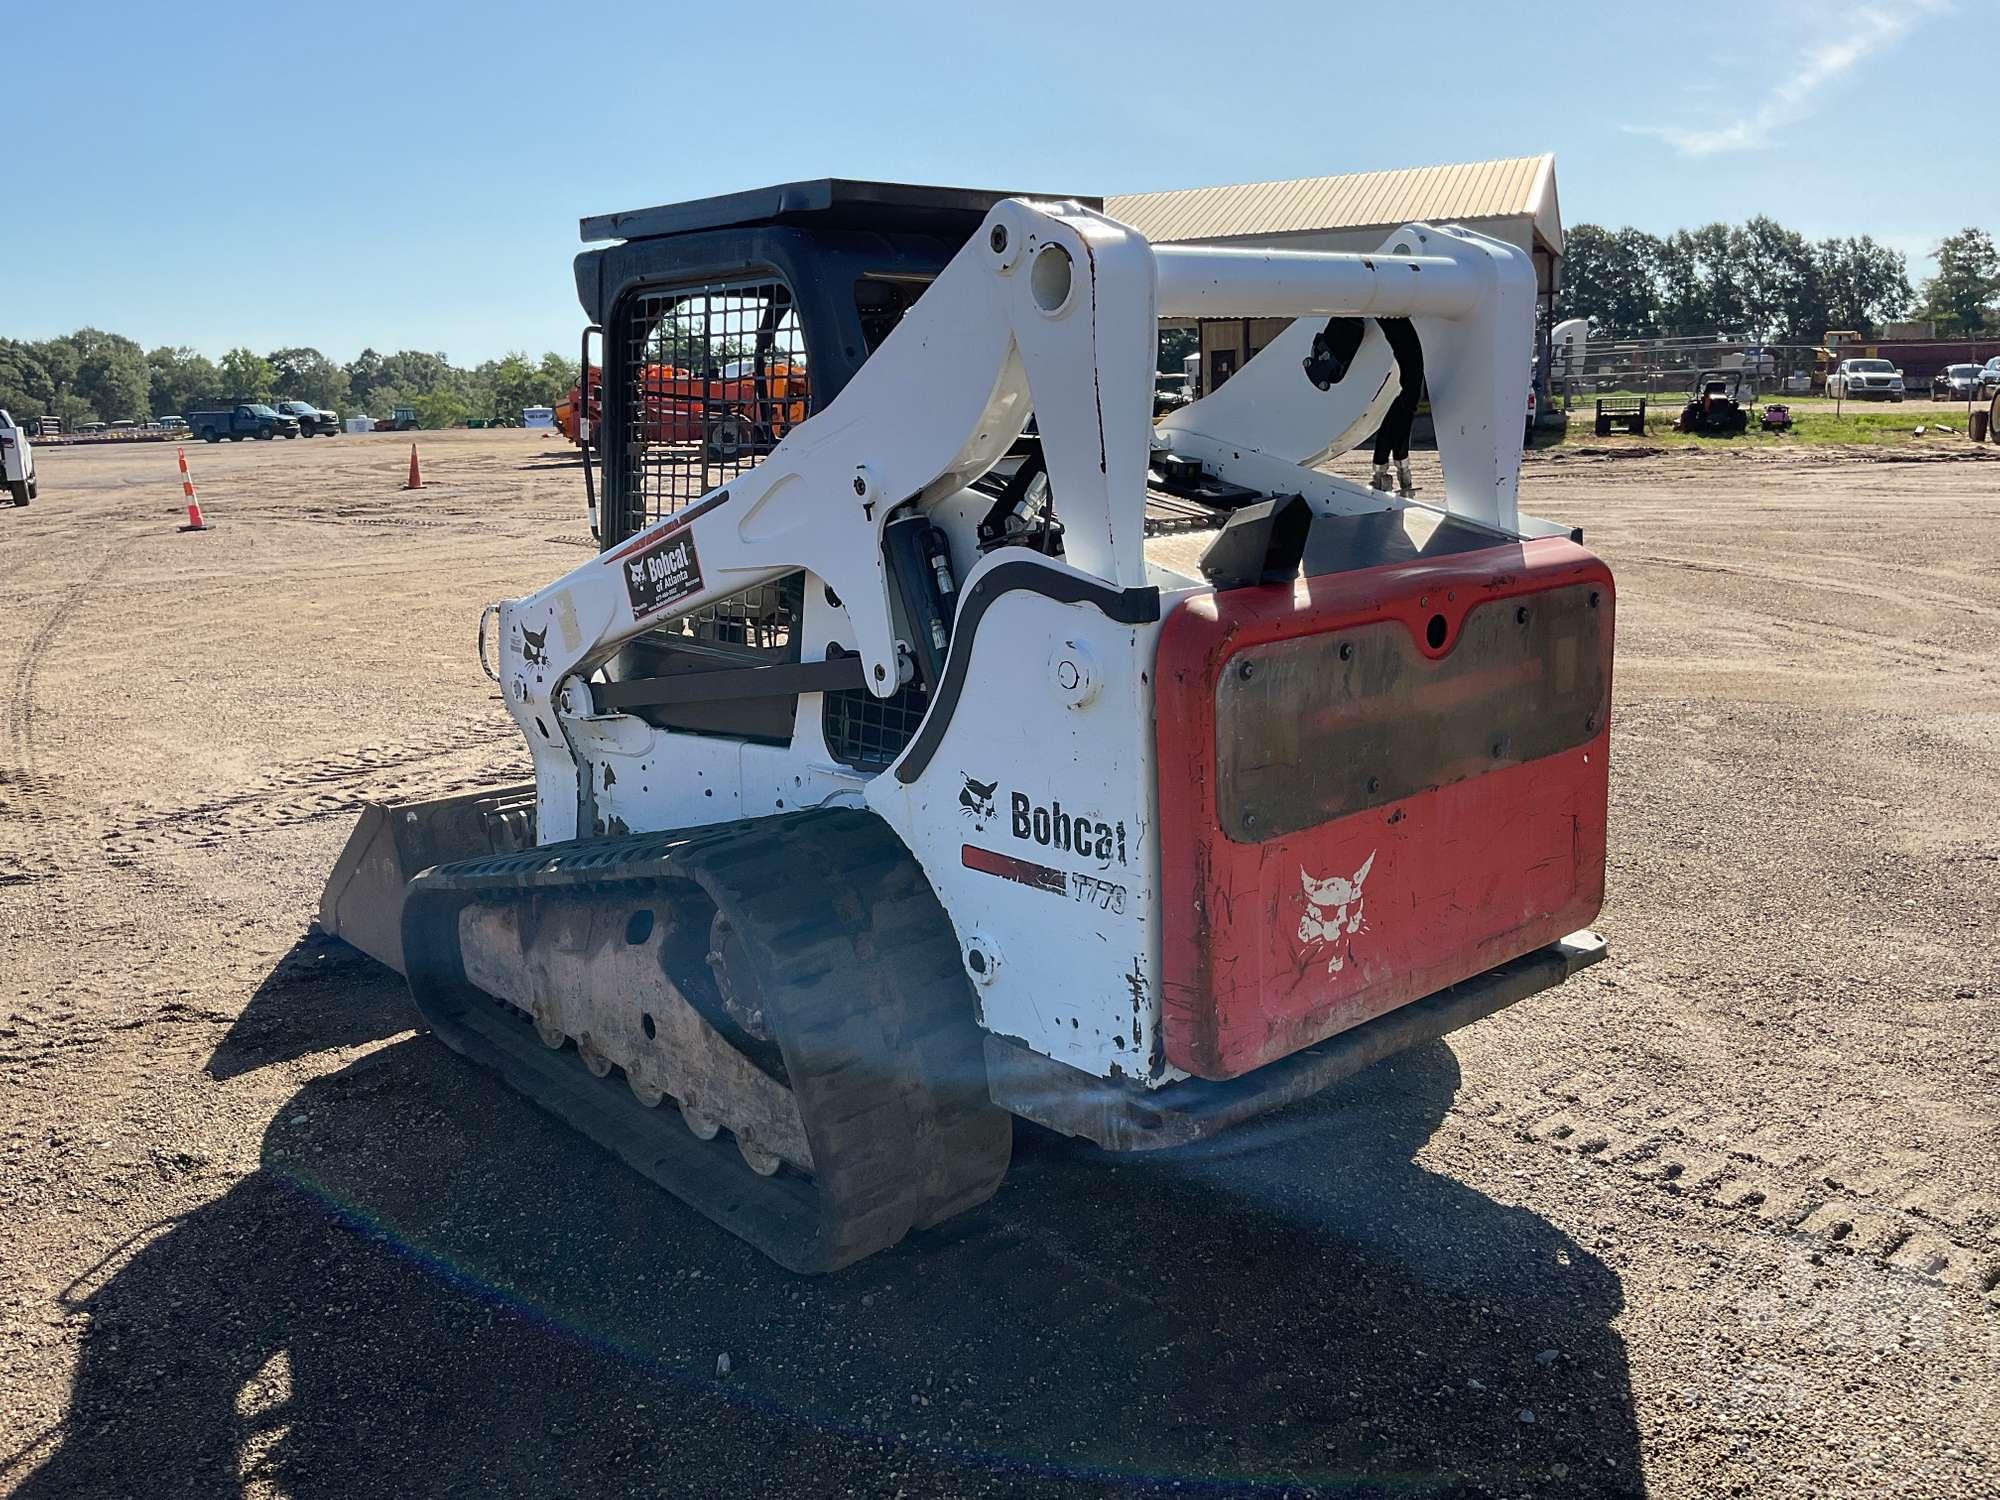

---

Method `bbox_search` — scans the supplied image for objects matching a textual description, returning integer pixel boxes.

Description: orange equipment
[555,363,806,457]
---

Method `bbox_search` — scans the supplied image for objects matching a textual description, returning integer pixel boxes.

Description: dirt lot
[3,430,1997,1498]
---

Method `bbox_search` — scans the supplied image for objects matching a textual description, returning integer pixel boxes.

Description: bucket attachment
[318,784,537,974]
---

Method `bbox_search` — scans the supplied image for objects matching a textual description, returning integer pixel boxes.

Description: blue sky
[10,0,1988,364]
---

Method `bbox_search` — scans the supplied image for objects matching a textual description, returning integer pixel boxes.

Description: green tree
[146,346,225,417]
[378,350,458,396]
[1685,223,1746,333]
[50,391,98,431]
[1812,237,1912,337]
[218,347,276,401]
[536,351,579,401]
[345,348,386,409]
[1918,228,1999,337]
[0,340,58,418]
[1654,231,1709,334]
[66,329,151,423]
[1559,225,1661,337]
[484,351,544,419]
[463,351,578,419]
[411,388,469,429]
[11,338,89,424]
[267,347,350,412]
[31,337,80,403]
[644,317,745,374]
[1731,217,1817,341]
[1156,326,1197,375]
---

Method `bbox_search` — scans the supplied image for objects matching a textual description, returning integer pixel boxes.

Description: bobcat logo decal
[1297,851,1376,975]
[959,775,998,829]
[520,624,549,667]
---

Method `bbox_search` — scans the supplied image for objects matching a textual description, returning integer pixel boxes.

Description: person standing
[1371,317,1424,498]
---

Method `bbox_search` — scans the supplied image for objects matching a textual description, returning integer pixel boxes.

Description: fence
[1550,335,1998,403]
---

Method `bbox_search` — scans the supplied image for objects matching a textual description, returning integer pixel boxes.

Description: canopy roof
[1107,154,1561,258]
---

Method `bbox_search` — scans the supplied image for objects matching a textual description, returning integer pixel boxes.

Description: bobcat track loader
[320,181,1613,1272]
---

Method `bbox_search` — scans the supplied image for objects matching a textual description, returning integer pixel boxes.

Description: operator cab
[573,180,1097,767]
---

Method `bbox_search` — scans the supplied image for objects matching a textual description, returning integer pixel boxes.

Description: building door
[1210,348,1238,389]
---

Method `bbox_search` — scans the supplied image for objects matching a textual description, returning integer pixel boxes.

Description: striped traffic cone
[176,447,209,531]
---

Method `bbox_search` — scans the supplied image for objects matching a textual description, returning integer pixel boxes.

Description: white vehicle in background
[0,409,37,506]
[1933,364,1981,401]
[1826,358,1905,402]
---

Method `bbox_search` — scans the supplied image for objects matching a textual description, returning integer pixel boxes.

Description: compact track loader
[321,181,1614,1271]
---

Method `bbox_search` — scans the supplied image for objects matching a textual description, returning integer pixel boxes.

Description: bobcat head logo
[520,624,548,666]
[1297,851,1376,975]
[627,559,647,591]
[959,775,998,828]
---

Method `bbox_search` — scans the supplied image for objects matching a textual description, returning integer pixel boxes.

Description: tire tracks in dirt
[1631,551,2000,625]
[99,723,529,866]
[1,541,137,890]
[1453,1070,2000,1302]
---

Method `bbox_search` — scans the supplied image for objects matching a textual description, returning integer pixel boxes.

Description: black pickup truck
[274,400,340,436]
[188,404,301,442]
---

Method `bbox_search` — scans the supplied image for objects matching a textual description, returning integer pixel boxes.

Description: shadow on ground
[13,947,1643,1498]
[205,935,415,1081]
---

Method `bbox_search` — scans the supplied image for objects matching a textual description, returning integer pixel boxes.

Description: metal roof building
[1106,153,1562,285]
[1108,155,1564,398]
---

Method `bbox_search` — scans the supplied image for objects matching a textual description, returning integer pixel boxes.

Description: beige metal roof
[1106,154,1561,256]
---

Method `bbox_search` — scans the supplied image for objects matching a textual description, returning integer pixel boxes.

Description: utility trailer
[1594,395,1646,436]
[322,181,1615,1271]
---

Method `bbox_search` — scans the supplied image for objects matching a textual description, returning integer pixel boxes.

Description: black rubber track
[400,807,1012,1273]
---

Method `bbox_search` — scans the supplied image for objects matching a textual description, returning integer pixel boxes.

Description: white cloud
[1626,0,1951,156]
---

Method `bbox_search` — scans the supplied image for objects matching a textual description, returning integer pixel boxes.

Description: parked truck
[274,400,340,436]
[188,404,301,442]
[0,410,36,505]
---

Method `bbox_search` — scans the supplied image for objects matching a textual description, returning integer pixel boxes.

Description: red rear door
[1154,535,1613,1079]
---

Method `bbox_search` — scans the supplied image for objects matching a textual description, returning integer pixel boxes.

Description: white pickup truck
[0,410,36,506]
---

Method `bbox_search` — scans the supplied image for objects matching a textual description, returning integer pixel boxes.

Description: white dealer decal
[1297,851,1376,975]
[622,531,705,619]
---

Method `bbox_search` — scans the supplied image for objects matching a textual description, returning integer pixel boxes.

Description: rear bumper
[986,930,1606,1151]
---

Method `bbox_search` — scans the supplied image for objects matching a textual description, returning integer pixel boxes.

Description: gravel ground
[2,430,1996,1499]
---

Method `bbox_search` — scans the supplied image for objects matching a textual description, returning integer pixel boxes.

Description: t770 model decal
[962,845,1129,914]
[1297,851,1376,975]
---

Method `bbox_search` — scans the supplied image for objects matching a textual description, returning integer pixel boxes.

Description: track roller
[400,808,1012,1272]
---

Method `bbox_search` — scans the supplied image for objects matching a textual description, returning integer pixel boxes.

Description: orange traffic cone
[176,446,210,531]
[403,443,425,490]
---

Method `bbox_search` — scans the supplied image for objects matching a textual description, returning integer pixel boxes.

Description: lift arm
[489,201,1534,840]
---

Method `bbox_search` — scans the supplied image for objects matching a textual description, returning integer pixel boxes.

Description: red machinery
[555,364,807,457]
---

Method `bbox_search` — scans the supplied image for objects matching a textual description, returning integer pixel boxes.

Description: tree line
[0,333,580,431]
[1558,220,2000,344]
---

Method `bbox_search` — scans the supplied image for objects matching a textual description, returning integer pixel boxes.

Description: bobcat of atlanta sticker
[624,531,704,618]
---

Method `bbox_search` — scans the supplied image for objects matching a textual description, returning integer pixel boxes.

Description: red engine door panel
[1154,536,1613,1080]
